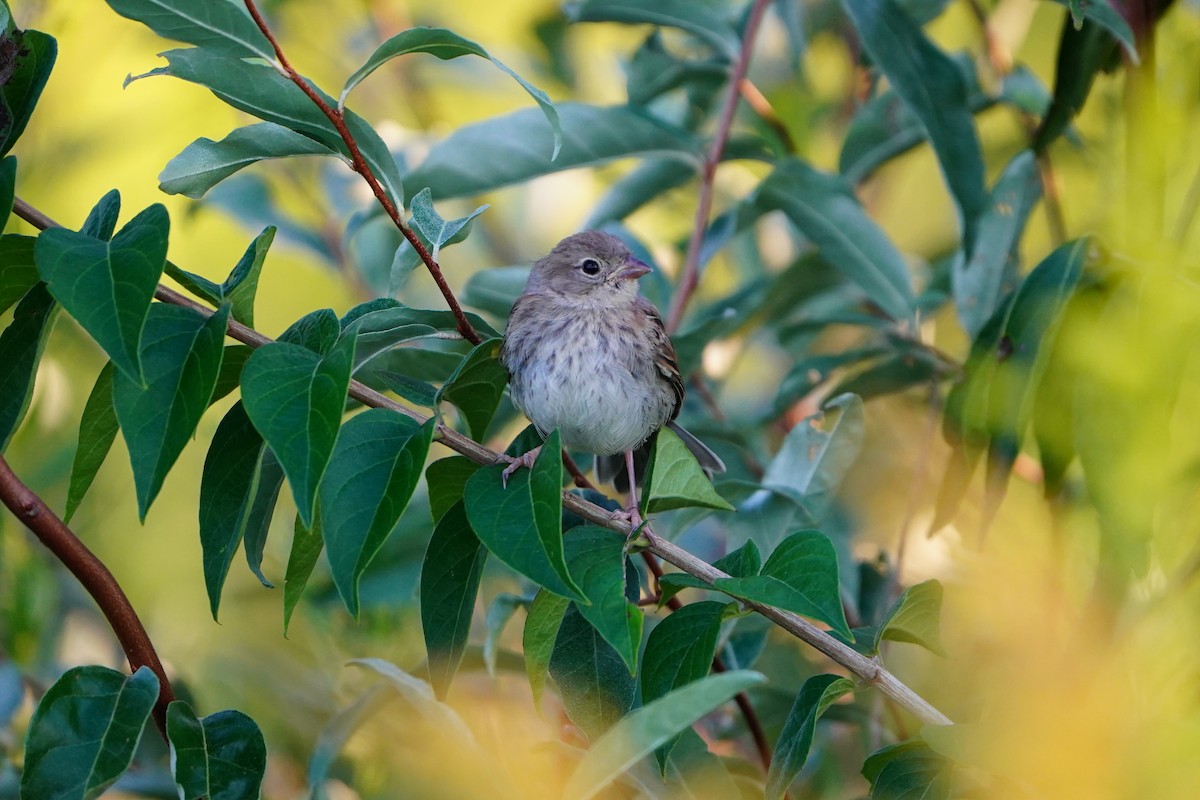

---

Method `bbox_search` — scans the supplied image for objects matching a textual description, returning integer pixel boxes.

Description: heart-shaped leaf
[166,701,267,800]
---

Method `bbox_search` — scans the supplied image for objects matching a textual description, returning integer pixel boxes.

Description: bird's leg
[609,449,644,532]
[499,446,541,487]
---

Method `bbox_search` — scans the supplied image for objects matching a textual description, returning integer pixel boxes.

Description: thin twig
[0,455,175,741]
[241,0,481,345]
[12,196,951,727]
[665,0,773,333]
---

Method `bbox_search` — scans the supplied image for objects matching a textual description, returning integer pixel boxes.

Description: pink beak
[614,259,652,281]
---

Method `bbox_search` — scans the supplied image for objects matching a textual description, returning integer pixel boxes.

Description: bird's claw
[499,446,541,487]
[609,506,645,537]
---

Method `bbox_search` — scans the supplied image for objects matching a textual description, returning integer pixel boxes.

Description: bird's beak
[614,258,652,281]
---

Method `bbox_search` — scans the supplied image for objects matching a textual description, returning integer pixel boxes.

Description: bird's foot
[609,505,645,536]
[499,446,541,487]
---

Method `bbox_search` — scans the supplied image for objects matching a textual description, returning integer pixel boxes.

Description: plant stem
[665,0,772,334]
[241,0,481,345]
[0,455,175,741]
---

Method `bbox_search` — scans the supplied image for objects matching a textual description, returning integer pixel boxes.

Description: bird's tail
[595,422,726,493]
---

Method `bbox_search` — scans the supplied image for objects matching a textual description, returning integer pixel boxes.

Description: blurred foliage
[1,0,1200,798]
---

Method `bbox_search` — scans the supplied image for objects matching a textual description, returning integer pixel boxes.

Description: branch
[13,196,952,727]
[665,0,772,334]
[0,455,175,741]
[241,0,481,345]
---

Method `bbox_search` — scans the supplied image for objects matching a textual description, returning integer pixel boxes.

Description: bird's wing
[637,296,685,420]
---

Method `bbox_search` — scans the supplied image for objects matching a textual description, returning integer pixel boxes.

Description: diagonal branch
[665,0,772,334]
[12,196,951,727]
[241,0,481,345]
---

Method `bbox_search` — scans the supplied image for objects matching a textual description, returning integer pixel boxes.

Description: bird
[499,231,725,526]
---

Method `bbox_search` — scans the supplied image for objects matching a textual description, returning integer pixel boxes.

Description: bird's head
[526,231,652,307]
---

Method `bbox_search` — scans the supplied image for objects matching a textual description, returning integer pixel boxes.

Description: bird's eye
[579,258,602,276]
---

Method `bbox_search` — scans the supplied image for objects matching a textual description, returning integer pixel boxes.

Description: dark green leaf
[340,301,497,371]
[210,344,253,404]
[0,282,56,451]
[656,571,712,605]
[714,540,761,578]
[160,123,336,199]
[20,665,158,800]
[843,0,987,256]
[221,226,274,327]
[407,187,488,259]
[321,409,435,616]
[426,456,482,523]
[0,27,56,157]
[756,160,916,321]
[877,579,946,655]
[0,234,37,315]
[437,338,508,439]
[563,527,642,674]
[715,529,851,638]
[1049,0,1137,61]
[0,155,14,229]
[34,203,169,384]
[80,188,122,241]
[549,604,638,740]
[761,393,864,521]
[523,588,570,707]
[642,427,734,513]
[114,303,229,518]
[241,333,355,526]
[103,0,273,60]
[420,500,487,699]
[562,670,766,800]
[341,26,561,158]
[862,740,955,799]
[64,363,120,522]
[565,0,740,57]
[1032,18,1123,152]
[624,31,730,108]
[463,430,583,600]
[766,674,855,800]
[241,448,284,589]
[166,701,266,800]
[279,307,340,355]
[403,103,695,200]
[283,512,324,635]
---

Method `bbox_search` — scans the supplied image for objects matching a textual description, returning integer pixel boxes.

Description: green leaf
[766,674,855,800]
[64,363,120,522]
[221,226,274,327]
[321,409,435,616]
[523,588,570,708]
[1049,0,1137,61]
[761,393,864,520]
[210,344,253,404]
[160,123,336,199]
[420,500,487,699]
[462,430,583,600]
[843,0,987,256]
[20,665,159,800]
[340,300,498,372]
[483,593,527,676]
[584,157,695,228]
[280,307,341,355]
[563,527,642,674]
[340,26,561,159]
[199,401,284,619]
[624,31,730,108]
[143,47,404,209]
[565,0,740,58]
[715,540,762,578]
[426,456,482,523]
[34,203,169,384]
[241,333,355,526]
[461,266,530,318]
[877,579,946,655]
[0,27,56,157]
[562,670,766,800]
[1032,17,1124,152]
[0,234,38,315]
[756,160,916,322]
[114,303,229,518]
[862,740,956,799]
[774,348,887,415]
[0,283,57,451]
[166,701,267,800]
[715,530,852,638]
[241,448,284,589]
[550,605,638,739]
[404,103,695,199]
[80,188,122,241]
[437,338,508,439]
[283,512,324,635]
[641,427,734,513]
[954,150,1042,337]
[407,187,488,260]
[0,155,14,230]
[103,0,274,60]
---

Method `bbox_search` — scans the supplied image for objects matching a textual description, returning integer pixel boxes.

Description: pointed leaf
[166,701,266,800]
[64,363,120,522]
[283,512,324,634]
[426,456,482,523]
[562,670,766,800]
[437,338,508,439]
[221,226,274,327]
[241,448,284,588]
[877,579,946,655]
[279,307,341,355]
[715,530,851,638]
[0,282,57,451]
[114,303,229,518]
[762,392,864,520]
[564,527,642,674]
[35,203,169,384]
[0,234,38,315]
[565,0,740,57]
[641,427,733,513]
[523,588,570,707]
[20,665,158,800]
[0,27,56,157]
[862,740,956,799]
[550,605,638,739]
[766,674,855,800]
[322,409,435,616]
[421,500,487,698]
[241,333,355,526]
[463,430,583,599]
[80,189,122,241]
[1049,0,1137,61]
[102,0,274,60]
[340,27,561,158]
[407,187,488,260]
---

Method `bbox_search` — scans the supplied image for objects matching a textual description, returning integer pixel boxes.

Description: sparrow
[499,231,725,525]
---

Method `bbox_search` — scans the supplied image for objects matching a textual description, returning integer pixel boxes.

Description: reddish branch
[241,0,481,345]
[665,0,773,334]
[0,455,174,741]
